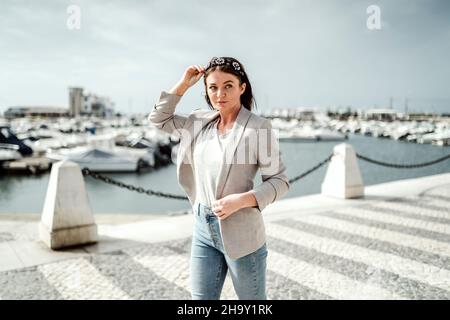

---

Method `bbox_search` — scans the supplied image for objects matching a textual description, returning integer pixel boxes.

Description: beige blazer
[149,91,290,259]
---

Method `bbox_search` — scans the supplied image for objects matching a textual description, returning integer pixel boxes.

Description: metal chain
[81,168,189,200]
[288,154,333,184]
[356,153,450,168]
[81,152,449,200]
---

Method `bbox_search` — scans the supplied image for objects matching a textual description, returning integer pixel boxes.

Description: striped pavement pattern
[0,193,448,299]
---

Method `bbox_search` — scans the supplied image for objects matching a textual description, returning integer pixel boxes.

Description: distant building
[3,106,69,119]
[3,87,114,120]
[69,87,84,117]
[363,108,402,121]
[269,107,316,120]
[82,93,114,118]
[69,87,114,118]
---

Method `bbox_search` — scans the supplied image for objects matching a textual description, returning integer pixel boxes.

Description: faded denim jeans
[190,202,268,300]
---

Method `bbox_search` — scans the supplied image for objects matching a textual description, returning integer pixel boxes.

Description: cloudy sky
[1,0,449,115]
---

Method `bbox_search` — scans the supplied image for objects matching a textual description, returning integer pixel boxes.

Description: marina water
[0,133,448,215]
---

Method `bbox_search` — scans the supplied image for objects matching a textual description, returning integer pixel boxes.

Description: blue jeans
[190,202,268,300]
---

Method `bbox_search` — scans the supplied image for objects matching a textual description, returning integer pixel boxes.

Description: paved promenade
[0,173,449,299]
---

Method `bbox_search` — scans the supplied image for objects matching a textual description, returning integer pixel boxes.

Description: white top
[193,117,235,207]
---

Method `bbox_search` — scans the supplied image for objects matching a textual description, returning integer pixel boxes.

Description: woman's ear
[240,82,246,94]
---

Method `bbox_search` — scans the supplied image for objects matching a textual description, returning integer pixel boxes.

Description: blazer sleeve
[148,90,188,136]
[250,119,290,211]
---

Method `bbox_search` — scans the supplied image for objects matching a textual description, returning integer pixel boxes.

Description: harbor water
[0,133,448,215]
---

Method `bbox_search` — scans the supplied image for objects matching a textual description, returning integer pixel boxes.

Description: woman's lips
[218,101,227,104]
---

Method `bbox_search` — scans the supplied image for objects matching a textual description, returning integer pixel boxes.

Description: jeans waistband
[196,202,216,217]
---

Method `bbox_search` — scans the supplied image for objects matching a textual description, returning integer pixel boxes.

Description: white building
[82,93,114,118]
[69,87,114,118]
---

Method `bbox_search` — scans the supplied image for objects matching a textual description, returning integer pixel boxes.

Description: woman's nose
[216,89,226,98]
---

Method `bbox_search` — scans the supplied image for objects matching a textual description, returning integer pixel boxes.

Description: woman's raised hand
[169,64,205,96]
[181,64,206,88]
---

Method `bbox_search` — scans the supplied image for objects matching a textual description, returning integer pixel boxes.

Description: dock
[1,156,53,174]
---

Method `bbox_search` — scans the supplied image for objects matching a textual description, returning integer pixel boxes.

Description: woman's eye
[208,85,231,90]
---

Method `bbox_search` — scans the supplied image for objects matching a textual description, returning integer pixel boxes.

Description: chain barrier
[81,152,449,201]
[356,152,450,168]
[288,154,333,184]
[81,168,189,201]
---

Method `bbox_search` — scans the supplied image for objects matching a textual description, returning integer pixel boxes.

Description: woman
[149,57,289,300]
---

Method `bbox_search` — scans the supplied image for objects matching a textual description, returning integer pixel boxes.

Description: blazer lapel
[214,106,252,199]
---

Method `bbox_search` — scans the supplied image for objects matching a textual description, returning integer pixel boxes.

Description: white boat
[115,146,155,167]
[313,128,347,141]
[277,130,316,141]
[46,146,143,172]
[0,140,22,168]
[0,146,22,163]
[277,127,347,142]
[0,125,34,156]
[421,130,450,146]
[171,143,179,164]
[418,132,438,144]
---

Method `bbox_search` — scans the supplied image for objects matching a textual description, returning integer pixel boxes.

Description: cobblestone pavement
[0,184,449,300]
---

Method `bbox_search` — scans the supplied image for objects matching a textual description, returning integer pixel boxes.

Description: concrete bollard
[321,143,364,199]
[39,160,98,249]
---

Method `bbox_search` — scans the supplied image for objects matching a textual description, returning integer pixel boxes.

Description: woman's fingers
[187,64,205,73]
[216,210,226,218]
[187,65,200,77]
[212,204,230,220]
[194,64,203,74]
[183,64,205,87]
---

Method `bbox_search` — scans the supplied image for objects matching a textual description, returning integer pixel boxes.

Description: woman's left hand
[211,194,244,220]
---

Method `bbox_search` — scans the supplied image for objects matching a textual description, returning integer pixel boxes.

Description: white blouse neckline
[216,117,236,138]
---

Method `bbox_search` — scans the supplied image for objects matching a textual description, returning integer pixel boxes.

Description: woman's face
[205,70,246,111]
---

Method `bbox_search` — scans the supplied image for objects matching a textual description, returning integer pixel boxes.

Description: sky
[1,0,449,115]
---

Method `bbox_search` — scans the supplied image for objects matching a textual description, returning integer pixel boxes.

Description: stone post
[321,143,364,199]
[39,160,98,249]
